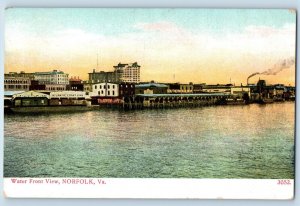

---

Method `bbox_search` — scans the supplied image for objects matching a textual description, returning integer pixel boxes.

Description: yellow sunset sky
[5,9,296,85]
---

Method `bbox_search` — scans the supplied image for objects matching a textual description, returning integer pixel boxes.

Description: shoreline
[4,100,295,115]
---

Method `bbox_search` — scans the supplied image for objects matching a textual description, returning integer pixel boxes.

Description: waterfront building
[266,84,288,100]
[135,83,168,95]
[90,83,120,105]
[4,77,31,91]
[13,91,49,107]
[285,86,295,100]
[193,83,206,93]
[119,83,135,98]
[252,80,272,100]
[68,76,84,91]
[273,84,285,96]
[230,86,251,97]
[48,91,87,106]
[91,83,119,97]
[113,62,141,83]
[249,80,292,101]
[230,86,251,98]
[34,70,69,85]
[256,80,266,93]
[11,91,87,107]
[202,84,233,94]
[167,83,193,93]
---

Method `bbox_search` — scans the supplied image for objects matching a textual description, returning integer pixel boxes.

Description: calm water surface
[4,102,295,178]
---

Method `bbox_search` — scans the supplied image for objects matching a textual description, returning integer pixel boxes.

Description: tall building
[34,70,69,85]
[88,62,141,84]
[114,62,141,83]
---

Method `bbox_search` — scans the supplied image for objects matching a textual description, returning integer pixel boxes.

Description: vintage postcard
[3,8,296,199]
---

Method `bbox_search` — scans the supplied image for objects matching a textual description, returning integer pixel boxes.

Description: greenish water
[4,102,295,178]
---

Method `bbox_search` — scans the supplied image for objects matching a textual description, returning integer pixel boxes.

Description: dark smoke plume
[247,57,295,84]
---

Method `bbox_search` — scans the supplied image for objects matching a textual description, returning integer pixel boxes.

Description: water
[4,102,295,178]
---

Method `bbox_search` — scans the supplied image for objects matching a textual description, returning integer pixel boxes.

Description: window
[101,90,104,94]
[95,85,97,89]
[100,85,102,89]
[113,85,115,89]
[108,91,110,96]
[108,85,110,89]
[98,91,100,95]
[113,91,115,95]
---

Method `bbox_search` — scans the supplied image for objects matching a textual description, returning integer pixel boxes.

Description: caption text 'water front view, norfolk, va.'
[4,9,295,179]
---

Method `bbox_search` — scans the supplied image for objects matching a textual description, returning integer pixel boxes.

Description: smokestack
[247,72,260,85]
[246,57,295,85]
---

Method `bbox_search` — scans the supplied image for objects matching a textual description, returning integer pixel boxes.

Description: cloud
[5,20,296,85]
[134,21,194,45]
[244,23,295,37]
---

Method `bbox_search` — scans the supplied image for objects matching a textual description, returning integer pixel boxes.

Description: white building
[113,62,140,83]
[91,83,119,97]
[34,70,69,85]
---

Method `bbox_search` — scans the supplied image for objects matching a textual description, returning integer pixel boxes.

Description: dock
[120,93,233,109]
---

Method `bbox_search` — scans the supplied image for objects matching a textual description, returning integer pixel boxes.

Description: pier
[121,93,232,109]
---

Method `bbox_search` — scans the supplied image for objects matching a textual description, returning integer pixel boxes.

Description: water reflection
[4,102,295,178]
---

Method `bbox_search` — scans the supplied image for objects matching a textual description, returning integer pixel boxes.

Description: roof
[135,83,168,88]
[35,70,65,75]
[13,91,50,98]
[4,91,25,96]
[203,84,233,89]
[114,62,140,68]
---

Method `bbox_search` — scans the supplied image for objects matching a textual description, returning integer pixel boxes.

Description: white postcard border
[3,178,294,199]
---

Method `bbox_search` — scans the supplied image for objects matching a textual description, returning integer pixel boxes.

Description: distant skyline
[5,8,296,85]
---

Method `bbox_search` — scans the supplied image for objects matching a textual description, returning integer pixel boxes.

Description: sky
[5,8,296,85]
